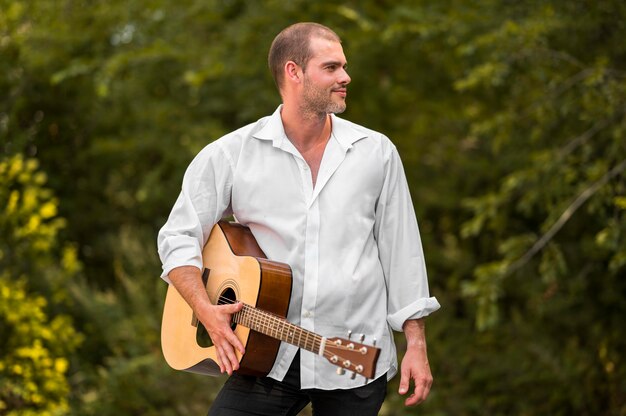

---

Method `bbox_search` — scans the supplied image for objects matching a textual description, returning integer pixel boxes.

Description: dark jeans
[208,352,387,416]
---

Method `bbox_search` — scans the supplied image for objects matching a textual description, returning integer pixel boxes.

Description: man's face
[300,37,351,116]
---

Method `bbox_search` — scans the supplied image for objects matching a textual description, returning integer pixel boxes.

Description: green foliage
[0,278,80,416]
[66,226,225,415]
[2,0,626,414]
[1,155,65,262]
[0,154,82,415]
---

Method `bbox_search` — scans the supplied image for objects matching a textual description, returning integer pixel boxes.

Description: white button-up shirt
[158,106,440,390]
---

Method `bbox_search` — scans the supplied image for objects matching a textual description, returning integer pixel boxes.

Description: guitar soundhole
[218,287,238,331]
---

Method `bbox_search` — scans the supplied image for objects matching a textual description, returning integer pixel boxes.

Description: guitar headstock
[323,336,381,380]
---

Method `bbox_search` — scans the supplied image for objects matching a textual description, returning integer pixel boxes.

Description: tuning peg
[359,334,365,342]
[372,338,377,347]
[347,330,352,339]
[336,367,345,375]
[350,372,357,380]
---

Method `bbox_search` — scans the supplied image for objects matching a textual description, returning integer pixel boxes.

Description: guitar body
[161,221,292,376]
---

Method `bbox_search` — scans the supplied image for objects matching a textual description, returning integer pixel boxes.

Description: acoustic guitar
[161,221,380,379]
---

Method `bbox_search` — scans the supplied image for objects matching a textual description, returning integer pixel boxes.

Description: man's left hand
[398,319,433,406]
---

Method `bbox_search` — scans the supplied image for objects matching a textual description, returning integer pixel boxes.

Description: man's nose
[339,68,351,85]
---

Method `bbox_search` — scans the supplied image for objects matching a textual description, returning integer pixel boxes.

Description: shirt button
[303,311,312,318]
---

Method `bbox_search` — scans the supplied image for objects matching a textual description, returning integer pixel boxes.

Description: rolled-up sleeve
[157,141,235,284]
[374,141,440,331]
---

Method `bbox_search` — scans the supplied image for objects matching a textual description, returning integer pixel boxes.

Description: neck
[281,104,330,152]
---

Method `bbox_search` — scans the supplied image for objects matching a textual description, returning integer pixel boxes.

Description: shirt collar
[329,113,368,151]
[252,105,368,150]
[252,105,288,147]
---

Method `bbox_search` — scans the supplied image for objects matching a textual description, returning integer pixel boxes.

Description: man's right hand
[168,266,246,375]
[196,301,245,375]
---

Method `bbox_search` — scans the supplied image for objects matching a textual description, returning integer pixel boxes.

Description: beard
[301,76,346,117]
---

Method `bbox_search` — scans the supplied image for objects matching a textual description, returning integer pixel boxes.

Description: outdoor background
[1,1,625,415]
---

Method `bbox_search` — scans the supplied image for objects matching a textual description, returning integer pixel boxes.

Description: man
[158,22,440,415]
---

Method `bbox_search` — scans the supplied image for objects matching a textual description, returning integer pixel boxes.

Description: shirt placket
[293,154,319,386]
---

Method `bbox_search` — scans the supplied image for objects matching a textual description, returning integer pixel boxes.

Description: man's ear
[284,61,302,84]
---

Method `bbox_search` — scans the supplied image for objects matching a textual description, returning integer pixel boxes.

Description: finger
[404,382,421,407]
[405,379,431,406]
[223,326,245,354]
[220,302,245,354]
[404,380,421,406]
[214,345,226,374]
[214,338,235,375]
[218,345,235,375]
[398,367,410,396]
[405,393,420,407]
[420,378,432,402]
[221,342,240,373]
[413,381,426,404]
[220,307,245,354]
[223,301,244,314]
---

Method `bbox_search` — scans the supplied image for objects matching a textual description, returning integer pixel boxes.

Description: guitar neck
[233,304,323,355]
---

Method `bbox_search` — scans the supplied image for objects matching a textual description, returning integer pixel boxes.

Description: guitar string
[217,295,368,353]
[219,295,330,352]
[221,299,321,349]
[214,295,372,371]
[227,298,322,352]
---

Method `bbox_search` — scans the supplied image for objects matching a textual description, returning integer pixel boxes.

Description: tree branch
[507,158,626,275]
[557,118,611,159]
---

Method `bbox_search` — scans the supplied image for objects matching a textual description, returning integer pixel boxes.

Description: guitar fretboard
[233,304,323,354]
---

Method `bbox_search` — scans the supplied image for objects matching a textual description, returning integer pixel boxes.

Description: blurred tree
[1,0,625,414]
[0,154,82,415]
[375,1,626,414]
